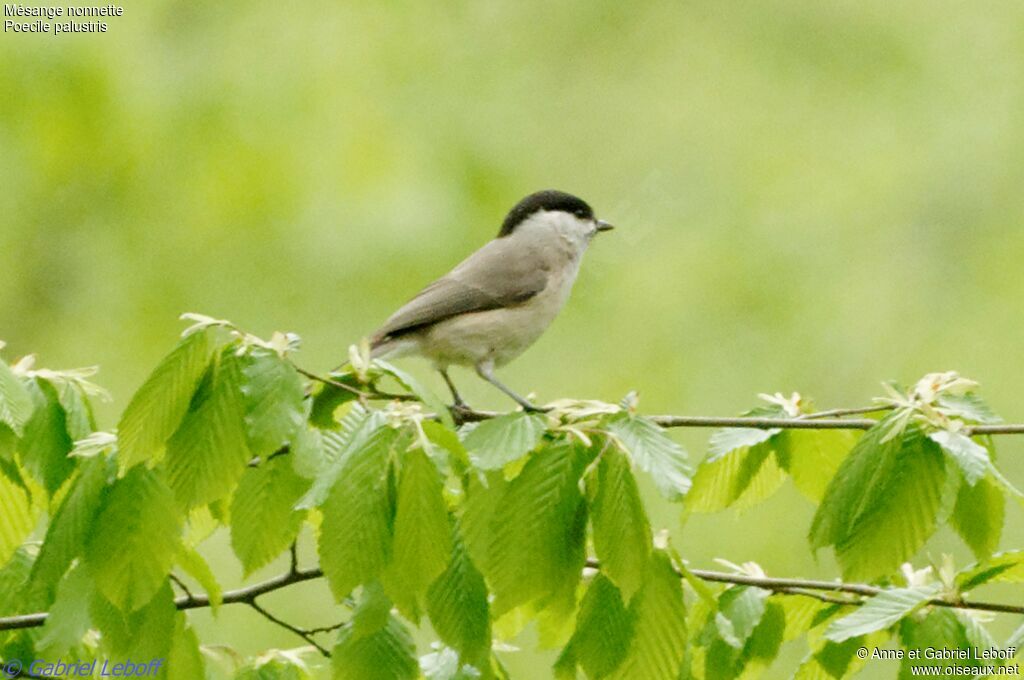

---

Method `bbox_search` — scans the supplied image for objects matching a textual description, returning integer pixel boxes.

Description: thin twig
[292,365,416,402]
[247,600,331,657]
[169,573,195,600]
[800,405,895,420]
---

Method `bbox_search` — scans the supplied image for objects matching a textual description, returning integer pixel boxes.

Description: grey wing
[372,238,547,343]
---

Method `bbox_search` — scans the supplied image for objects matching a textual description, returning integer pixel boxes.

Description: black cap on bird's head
[498,189,614,237]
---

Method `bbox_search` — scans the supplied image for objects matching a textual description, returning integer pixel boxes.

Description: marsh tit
[369,190,613,411]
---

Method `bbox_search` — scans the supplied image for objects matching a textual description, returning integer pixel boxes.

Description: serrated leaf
[427,529,491,665]
[36,563,93,655]
[590,447,651,600]
[318,426,397,600]
[897,608,979,678]
[793,631,889,680]
[238,349,305,460]
[420,646,483,680]
[333,614,418,680]
[607,414,691,501]
[459,471,507,579]
[167,613,206,680]
[955,550,1024,591]
[555,574,632,679]
[58,381,96,441]
[929,430,989,486]
[462,412,546,471]
[383,449,453,619]
[611,550,687,680]
[688,441,785,513]
[937,393,1001,424]
[85,467,182,612]
[235,655,314,680]
[296,408,385,510]
[19,378,75,494]
[164,351,251,509]
[708,427,778,462]
[810,418,947,581]
[309,374,362,429]
[486,440,588,614]
[717,587,768,647]
[89,580,176,659]
[118,329,213,470]
[826,585,939,642]
[230,454,310,576]
[0,461,35,567]
[739,601,785,677]
[177,544,222,614]
[0,358,33,436]
[28,456,109,604]
[776,429,858,502]
[950,474,1004,561]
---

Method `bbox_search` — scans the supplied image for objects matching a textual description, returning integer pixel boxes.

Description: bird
[368,189,613,412]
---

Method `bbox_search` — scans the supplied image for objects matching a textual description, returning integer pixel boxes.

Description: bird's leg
[438,367,468,408]
[475,361,549,413]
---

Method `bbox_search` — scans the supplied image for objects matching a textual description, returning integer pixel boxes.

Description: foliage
[0,322,1022,679]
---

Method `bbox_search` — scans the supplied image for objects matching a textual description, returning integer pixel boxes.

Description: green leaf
[19,378,75,494]
[167,614,206,680]
[717,587,768,647]
[420,646,484,680]
[0,460,35,567]
[176,544,222,614]
[230,454,310,576]
[89,580,176,660]
[937,393,1001,424]
[793,631,889,680]
[738,601,785,677]
[236,655,314,680]
[611,550,687,680]
[950,474,1004,561]
[383,449,453,619]
[590,446,652,600]
[776,429,858,502]
[296,408,385,509]
[810,418,947,581]
[36,563,94,655]
[117,329,213,470]
[929,430,989,486]
[0,359,33,436]
[85,466,182,612]
[462,412,546,471]
[607,414,691,501]
[164,350,251,509]
[237,348,305,459]
[58,381,96,441]
[486,440,588,613]
[459,470,507,580]
[28,456,110,604]
[427,529,491,665]
[318,425,397,600]
[333,614,418,680]
[955,550,1024,590]
[707,427,778,461]
[896,608,983,678]
[826,585,939,642]
[687,441,785,513]
[555,574,632,679]
[309,373,362,429]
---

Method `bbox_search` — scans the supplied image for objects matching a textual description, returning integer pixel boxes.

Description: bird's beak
[595,219,614,232]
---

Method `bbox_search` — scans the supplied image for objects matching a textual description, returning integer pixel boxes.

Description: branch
[5,561,1022,635]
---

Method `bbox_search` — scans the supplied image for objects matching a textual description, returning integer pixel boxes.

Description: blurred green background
[2,1,1023,676]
